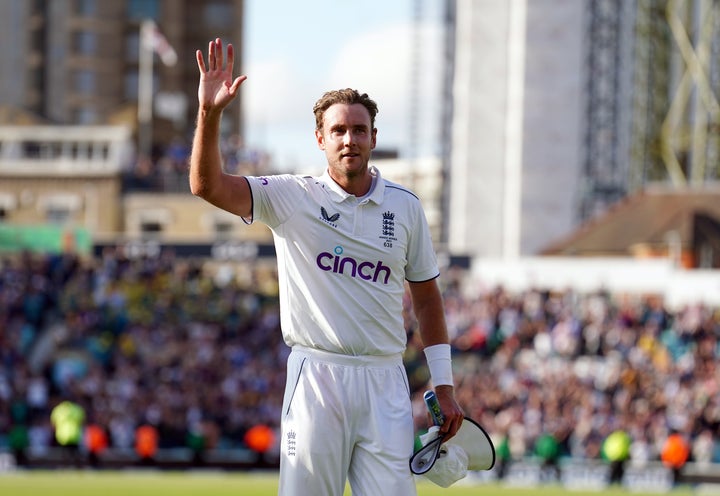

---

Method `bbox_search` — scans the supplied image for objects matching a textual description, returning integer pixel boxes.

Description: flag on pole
[141,19,177,66]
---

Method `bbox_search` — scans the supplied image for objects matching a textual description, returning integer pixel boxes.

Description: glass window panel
[127,0,159,21]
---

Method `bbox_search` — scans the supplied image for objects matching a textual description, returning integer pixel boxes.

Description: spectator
[661,431,691,485]
[0,250,717,474]
[84,421,109,467]
[50,399,85,467]
[135,424,159,465]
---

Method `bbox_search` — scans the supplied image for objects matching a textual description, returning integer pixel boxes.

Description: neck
[329,169,373,197]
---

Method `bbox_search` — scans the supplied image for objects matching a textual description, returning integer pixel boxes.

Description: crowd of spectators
[427,272,719,470]
[0,249,718,472]
[121,134,271,194]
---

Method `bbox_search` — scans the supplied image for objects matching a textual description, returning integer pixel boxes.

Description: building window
[39,194,82,225]
[125,71,139,100]
[214,221,234,239]
[140,221,163,237]
[698,244,714,269]
[136,209,171,238]
[76,0,98,16]
[46,207,72,225]
[75,69,96,93]
[203,3,234,28]
[126,32,140,63]
[0,193,17,222]
[73,31,97,56]
[127,0,159,21]
[74,107,98,124]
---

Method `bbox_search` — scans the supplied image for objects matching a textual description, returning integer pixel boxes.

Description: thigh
[348,365,417,496]
[278,353,351,496]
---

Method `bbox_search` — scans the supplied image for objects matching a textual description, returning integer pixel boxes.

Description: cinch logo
[316,245,391,284]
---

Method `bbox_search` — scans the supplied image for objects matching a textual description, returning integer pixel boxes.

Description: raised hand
[195,38,246,112]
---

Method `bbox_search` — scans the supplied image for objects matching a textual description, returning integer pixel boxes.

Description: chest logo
[381,211,397,247]
[320,206,340,226]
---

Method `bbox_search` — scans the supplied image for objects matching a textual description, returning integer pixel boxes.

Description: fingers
[208,39,217,70]
[196,50,206,73]
[229,75,248,95]
[446,412,464,438]
[214,38,224,70]
[201,38,234,73]
[438,410,461,434]
[433,387,464,440]
[226,42,235,72]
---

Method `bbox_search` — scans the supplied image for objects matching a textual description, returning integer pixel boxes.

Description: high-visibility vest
[135,424,159,458]
[84,424,108,454]
[661,433,690,469]
[50,401,85,446]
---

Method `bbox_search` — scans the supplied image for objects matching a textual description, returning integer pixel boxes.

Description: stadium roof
[539,185,720,268]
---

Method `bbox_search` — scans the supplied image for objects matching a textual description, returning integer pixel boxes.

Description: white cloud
[243,59,312,127]
[243,19,444,171]
[327,21,443,154]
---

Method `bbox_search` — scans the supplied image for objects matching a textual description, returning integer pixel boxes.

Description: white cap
[424,443,469,487]
[410,417,496,487]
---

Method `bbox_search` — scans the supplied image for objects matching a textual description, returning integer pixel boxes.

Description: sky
[241,0,444,173]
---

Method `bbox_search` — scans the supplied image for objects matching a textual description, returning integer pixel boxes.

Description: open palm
[196,38,246,111]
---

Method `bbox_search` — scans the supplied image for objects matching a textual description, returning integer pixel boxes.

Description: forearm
[409,280,455,388]
[410,280,464,435]
[189,107,224,199]
[413,286,450,348]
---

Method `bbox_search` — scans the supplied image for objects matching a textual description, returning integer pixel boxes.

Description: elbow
[188,178,203,198]
[189,177,212,200]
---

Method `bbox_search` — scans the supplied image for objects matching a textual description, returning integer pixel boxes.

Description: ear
[315,129,325,150]
[371,128,377,149]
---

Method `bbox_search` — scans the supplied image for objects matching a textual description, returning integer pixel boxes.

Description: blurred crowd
[121,134,272,193]
[0,249,286,463]
[429,271,720,470]
[0,250,718,471]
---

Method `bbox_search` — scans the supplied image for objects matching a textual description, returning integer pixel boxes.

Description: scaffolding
[581,0,636,220]
[630,0,720,188]
[582,0,720,222]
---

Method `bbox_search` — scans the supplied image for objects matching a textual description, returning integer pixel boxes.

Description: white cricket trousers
[278,346,417,496]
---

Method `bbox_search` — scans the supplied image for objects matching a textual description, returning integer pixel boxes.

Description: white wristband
[423,343,453,387]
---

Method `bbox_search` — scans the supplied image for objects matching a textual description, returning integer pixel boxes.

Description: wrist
[198,105,223,121]
[423,343,453,387]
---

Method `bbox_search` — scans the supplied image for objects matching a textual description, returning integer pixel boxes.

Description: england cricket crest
[380,211,397,248]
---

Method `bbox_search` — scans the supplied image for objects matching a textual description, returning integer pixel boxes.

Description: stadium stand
[0,249,717,486]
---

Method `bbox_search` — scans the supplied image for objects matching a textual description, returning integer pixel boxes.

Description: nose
[343,130,354,146]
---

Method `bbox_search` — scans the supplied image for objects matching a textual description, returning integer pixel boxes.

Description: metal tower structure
[580,0,636,221]
[629,0,673,189]
[630,0,720,188]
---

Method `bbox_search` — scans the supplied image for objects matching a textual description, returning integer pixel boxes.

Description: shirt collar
[320,166,385,205]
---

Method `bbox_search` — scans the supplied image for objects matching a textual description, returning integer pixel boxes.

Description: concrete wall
[449,0,587,258]
[468,256,720,309]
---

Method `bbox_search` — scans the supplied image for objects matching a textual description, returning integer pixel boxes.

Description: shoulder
[380,178,423,216]
[382,178,420,201]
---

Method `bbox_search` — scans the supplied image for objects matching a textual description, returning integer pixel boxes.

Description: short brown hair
[312,89,379,131]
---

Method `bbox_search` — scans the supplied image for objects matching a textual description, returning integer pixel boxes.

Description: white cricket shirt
[244,166,439,356]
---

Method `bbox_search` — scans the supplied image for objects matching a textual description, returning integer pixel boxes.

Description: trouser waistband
[291,345,403,367]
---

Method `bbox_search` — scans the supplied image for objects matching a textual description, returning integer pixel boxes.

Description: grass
[0,470,701,496]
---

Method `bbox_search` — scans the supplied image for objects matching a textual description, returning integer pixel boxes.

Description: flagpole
[138,19,154,160]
